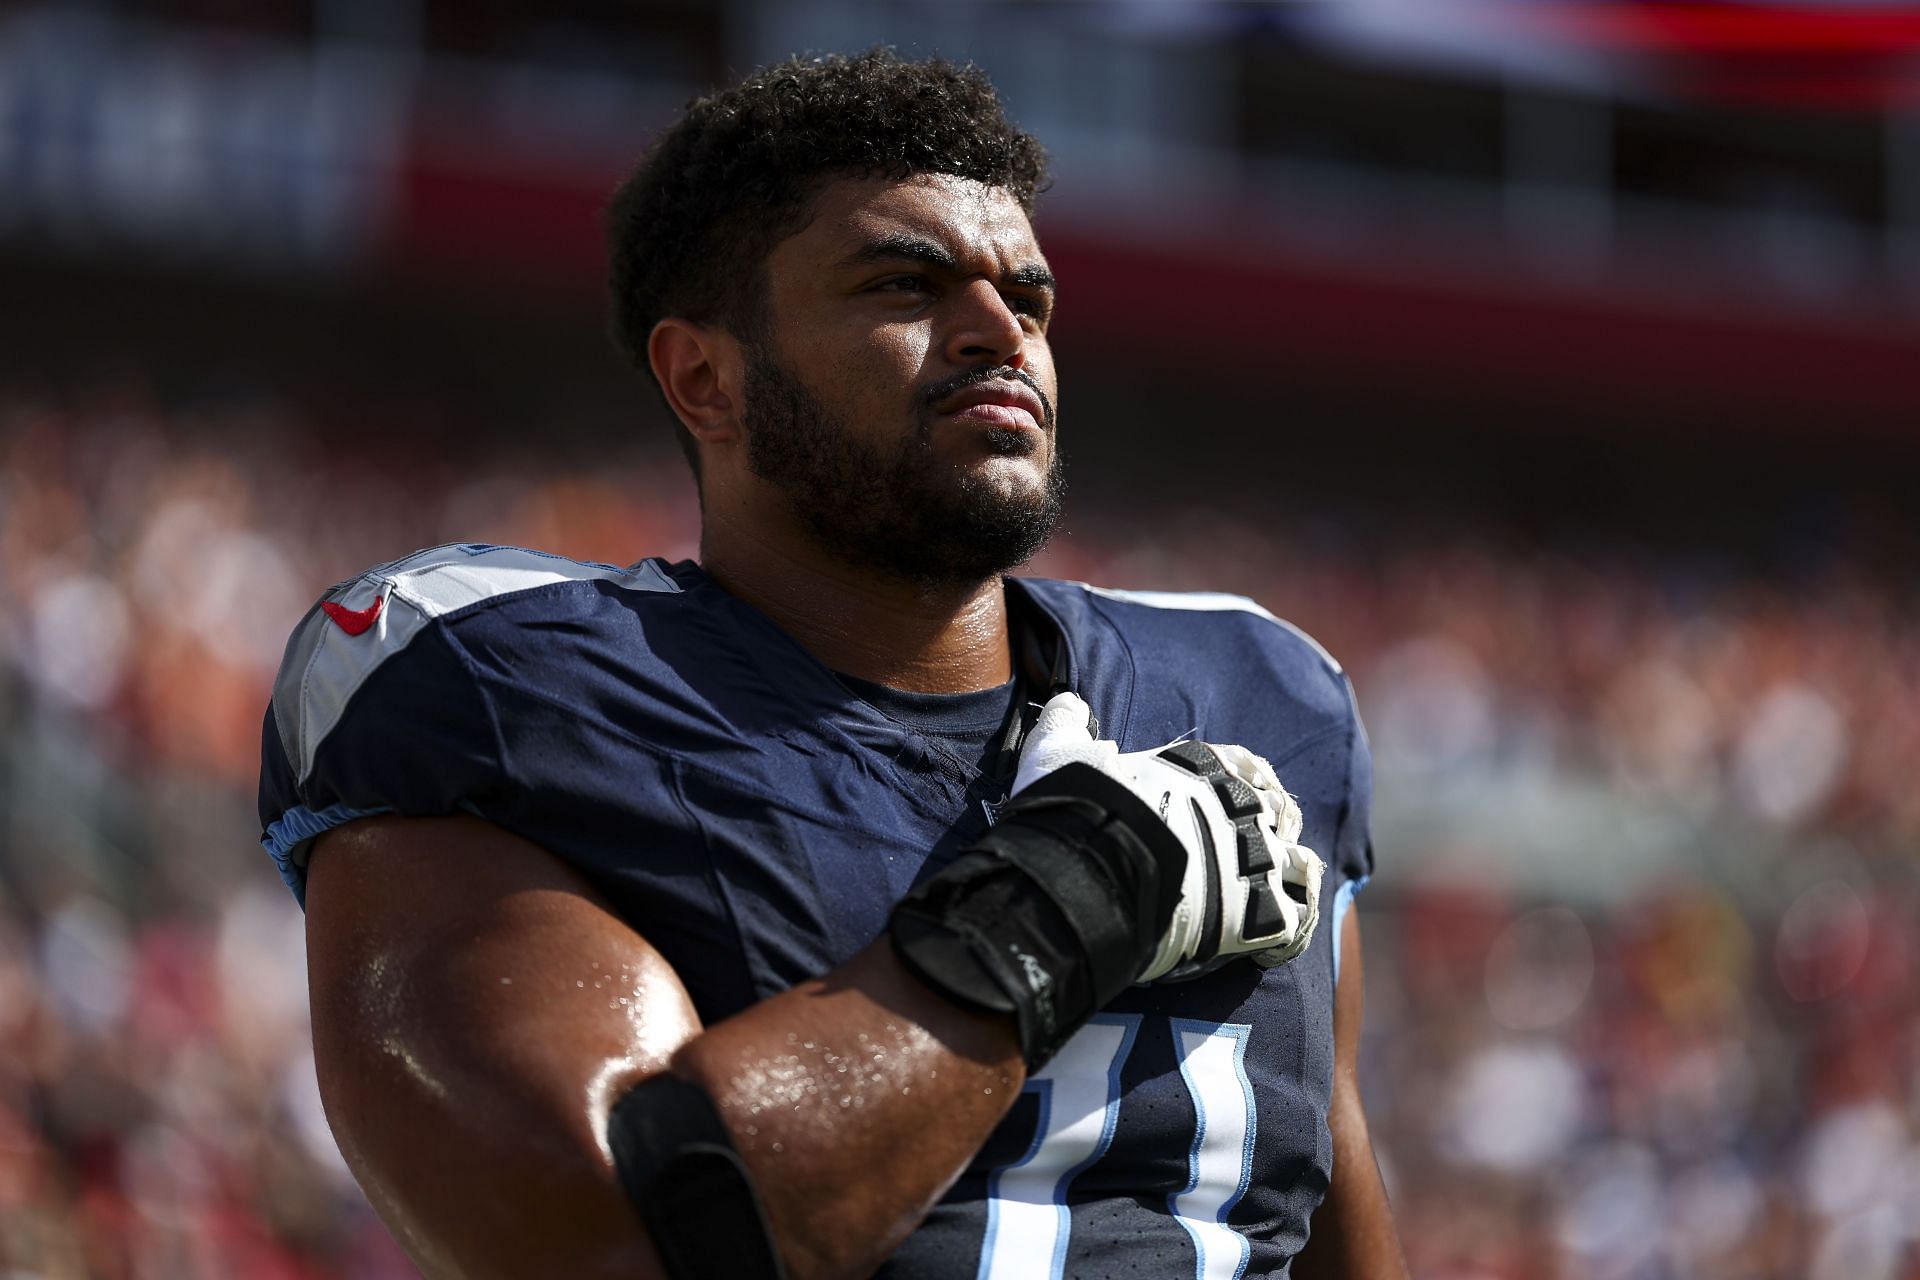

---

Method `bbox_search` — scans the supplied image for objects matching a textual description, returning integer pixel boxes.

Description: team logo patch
[321,596,384,636]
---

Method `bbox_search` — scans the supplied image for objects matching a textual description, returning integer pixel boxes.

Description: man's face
[740,173,1063,588]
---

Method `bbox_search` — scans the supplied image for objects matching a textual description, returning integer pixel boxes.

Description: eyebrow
[1006,262,1057,292]
[837,232,1056,293]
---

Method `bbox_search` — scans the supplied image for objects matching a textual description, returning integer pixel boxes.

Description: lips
[933,381,1046,432]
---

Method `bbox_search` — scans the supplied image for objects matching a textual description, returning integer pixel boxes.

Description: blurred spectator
[2,384,1917,1276]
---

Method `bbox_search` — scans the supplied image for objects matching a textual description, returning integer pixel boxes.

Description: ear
[648,318,744,448]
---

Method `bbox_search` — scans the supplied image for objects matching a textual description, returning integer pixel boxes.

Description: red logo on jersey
[321,596,384,636]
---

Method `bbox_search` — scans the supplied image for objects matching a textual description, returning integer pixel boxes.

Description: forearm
[1289,1086,1409,1280]
[1290,907,1408,1280]
[309,817,1020,1280]
[314,753,1187,1280]
[672,941,1024,1279]
[329,935,1017,1280]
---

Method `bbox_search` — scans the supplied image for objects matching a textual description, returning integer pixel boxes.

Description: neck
[698,505,1012,694]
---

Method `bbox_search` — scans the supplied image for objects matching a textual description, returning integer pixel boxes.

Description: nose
[942,279,1028,372]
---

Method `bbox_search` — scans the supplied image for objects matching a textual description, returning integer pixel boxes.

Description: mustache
[920,365,1055,432]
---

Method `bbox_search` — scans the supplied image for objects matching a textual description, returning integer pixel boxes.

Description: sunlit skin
[308,814,1023,1280]
[651,173,1059,693]
[304,172,1407,1280]
[1293,909,1410,1280]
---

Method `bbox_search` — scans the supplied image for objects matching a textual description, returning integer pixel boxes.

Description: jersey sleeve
[1327,672,1374,983]
[1332,672,1376,888]
[258,584,507,907]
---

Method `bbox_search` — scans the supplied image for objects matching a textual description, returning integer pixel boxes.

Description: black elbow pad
[606,1074,787,1280]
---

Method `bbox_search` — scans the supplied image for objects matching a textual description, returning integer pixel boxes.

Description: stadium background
[4,1,1920,1276]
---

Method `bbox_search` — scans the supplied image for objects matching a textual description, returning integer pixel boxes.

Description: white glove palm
[1013,692,1324,982]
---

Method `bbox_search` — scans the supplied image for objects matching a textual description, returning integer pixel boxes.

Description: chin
[956,454,1052,502]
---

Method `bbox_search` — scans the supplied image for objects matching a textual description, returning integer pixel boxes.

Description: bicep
[1325,905,1373,1201]
[305,813,698,1280]
[1331,903,1365,1082]
[1326,905,1371,1212]
[1293,904,1411,1280]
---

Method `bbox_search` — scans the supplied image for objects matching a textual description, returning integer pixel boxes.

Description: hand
[1013,692,1324,981]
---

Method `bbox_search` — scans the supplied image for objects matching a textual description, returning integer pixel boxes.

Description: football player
[259,50,1408,1279]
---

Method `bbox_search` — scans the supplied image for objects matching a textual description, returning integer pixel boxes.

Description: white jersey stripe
[1076,584,1343,675]
[272,544,678,786]
[976,1016,1141,1280]
[1168,1020,1257,1280]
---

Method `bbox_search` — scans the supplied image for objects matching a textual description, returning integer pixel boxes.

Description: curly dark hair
[606,48,1049,473]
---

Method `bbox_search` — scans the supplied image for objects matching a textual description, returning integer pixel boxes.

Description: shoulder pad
[1076,583,1344,677]
[269,543,678,785]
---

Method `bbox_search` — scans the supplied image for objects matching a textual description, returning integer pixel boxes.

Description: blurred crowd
[1,386,1917,1278]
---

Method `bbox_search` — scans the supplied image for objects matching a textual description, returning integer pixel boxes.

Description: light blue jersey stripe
[261,802,391,905]
[1332,876,1367,984]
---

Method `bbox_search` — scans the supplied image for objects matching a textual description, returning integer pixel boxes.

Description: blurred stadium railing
[3,3,1919,1278]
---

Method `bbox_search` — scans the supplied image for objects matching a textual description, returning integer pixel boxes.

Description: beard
[739,349,1066,589]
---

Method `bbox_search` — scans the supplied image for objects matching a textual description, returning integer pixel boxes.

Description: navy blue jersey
[259,544,1375,1279]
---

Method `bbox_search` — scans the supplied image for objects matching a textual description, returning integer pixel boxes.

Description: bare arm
[304,813,1024,1280]
[1290,907,1411,1280]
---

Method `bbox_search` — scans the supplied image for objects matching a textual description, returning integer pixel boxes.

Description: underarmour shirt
[836,672,1021,781]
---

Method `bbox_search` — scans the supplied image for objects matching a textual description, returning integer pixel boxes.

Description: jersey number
[975,1016,1257,1280]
